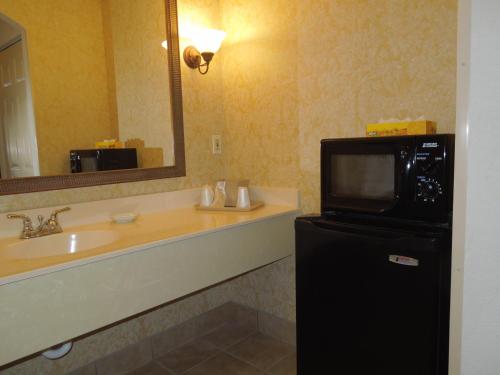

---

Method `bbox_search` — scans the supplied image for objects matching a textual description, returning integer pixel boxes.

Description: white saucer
[111,212,138,224]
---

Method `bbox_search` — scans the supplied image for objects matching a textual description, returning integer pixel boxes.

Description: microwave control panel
[414,139,447,204]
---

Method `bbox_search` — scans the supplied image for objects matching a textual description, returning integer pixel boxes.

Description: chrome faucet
[7,207,71,239]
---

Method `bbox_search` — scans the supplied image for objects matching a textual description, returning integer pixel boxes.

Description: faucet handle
[7,213,33,226]
[49,207,71,220]
[7,214,34,238]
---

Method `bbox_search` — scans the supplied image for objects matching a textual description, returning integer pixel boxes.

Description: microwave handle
[394,145,411,201]
[330,201,399,214]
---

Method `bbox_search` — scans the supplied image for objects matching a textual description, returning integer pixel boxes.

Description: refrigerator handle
[305,220,435,244]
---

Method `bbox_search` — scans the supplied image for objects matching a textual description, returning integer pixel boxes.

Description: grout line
[172,326,261,374]
[154,359,176,374]
[221,330,259,351]
[208,327,258,351]
[222,332,295,373]
[266,352,297,375]
[152,322,227,360]
[176,350,222,374]
[263,349,295,372]
[224,351,270,373]
[153,339,222,374]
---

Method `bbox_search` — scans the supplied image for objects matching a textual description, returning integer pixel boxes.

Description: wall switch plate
[212,135,222,154]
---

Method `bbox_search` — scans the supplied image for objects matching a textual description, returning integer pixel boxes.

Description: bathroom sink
[4,230,120,259]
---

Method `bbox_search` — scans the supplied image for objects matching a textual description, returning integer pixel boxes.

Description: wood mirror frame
[0,0,185,196]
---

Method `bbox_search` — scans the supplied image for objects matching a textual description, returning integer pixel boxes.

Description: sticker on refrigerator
[388,255,419,267]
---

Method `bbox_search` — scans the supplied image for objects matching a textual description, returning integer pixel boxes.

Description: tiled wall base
[68,302,296,375]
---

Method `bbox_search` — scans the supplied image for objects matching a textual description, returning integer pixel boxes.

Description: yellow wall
[221,0,457,213]
[0,0,118,176]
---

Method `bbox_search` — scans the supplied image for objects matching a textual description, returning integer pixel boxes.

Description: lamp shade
[191,28,226,53]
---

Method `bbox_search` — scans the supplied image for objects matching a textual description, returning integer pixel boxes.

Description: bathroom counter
[0,187,300,366]
[0,204,297,285]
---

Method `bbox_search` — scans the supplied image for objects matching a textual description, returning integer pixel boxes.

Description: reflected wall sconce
[183,28,226,75]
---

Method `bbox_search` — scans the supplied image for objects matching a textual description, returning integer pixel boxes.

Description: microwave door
[321,140,410,214]
[70,150,99,173]
[330,153,398,213]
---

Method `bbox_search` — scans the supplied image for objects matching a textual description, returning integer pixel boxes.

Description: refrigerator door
[295,217,451,375]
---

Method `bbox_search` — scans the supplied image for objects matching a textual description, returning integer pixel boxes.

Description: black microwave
[70,148,138,173]
[321,134,455,223]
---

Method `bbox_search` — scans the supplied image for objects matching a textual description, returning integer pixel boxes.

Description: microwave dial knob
[417,179,442,202]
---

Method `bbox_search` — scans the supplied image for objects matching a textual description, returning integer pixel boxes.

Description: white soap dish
[111,212,138,224]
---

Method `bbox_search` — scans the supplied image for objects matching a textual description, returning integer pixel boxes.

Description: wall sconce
[183,28,226,75]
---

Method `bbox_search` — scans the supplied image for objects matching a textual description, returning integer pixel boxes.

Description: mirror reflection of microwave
[70,148,138,173]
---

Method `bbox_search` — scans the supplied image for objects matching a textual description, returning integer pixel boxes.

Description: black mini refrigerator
[296,135,454,375]
[295,217,451,375]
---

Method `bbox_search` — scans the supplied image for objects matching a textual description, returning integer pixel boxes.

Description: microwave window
[330,154,395,200]
[81,157,98,172]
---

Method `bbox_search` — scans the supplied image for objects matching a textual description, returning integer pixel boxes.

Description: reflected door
[0,40,39,178]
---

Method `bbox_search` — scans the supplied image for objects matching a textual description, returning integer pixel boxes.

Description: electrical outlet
[212,135,222,154]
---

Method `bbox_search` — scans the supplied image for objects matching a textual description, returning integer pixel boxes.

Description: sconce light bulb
[192,29,226,54]
[182,28,225,75]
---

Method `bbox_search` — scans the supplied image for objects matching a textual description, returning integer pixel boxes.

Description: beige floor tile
[151,320,198,358]
[226,333,294,371]
[258,310,296,346]
[267,353,297,375]
[194,303,237,337]
[156,338,220,373]
[67,364,96,375]
[203,322,256,349]
[184,353,263,375]
[96,339,152,375]
[125,361,172,375]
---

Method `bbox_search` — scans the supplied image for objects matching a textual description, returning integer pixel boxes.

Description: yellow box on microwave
[366,120,437,137]
[95,140,124,149]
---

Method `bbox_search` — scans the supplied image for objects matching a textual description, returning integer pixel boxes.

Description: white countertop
[0,187,300,286]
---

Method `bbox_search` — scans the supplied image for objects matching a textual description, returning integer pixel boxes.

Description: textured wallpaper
[221,0,457,213]
[0,0,117,176]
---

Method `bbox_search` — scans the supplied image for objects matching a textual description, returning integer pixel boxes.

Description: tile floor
[126,323,296,375]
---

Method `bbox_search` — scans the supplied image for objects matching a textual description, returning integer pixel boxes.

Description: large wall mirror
[0,0,185,195]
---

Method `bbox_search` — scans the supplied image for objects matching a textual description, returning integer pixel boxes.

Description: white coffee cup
[236,187,250,209]
[200,185,214,207]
